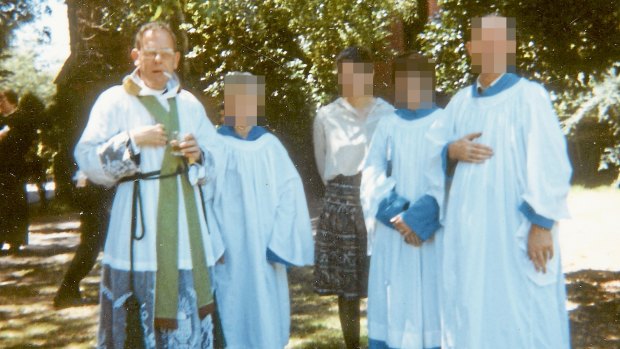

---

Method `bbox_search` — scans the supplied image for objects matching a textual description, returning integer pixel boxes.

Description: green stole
[124,78,214,329]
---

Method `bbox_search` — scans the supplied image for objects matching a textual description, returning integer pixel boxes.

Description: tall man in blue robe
[429,14,572,348]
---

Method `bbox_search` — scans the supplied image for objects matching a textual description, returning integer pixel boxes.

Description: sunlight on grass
[38,285,60,296]
[65,344,97,349]
[288,267,369,347]
[561,186,620,273]
[0,187,617,348]
[0,330,22,340]
[25,323,60,336]
[10,269,34,278]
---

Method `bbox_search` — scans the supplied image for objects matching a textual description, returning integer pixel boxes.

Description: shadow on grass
[567,270,620,349]
[0,230,100,349]
[288,266,368,348]
[1,227,618,348]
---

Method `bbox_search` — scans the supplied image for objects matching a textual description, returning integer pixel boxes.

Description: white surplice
[207,131,314,349]
[75,72,223,272]
[361,110,444,349]
[428,77,572,349]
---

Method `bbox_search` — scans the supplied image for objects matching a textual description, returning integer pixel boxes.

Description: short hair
[336,46,373,65]
[224,72,266,125]
[134,22,178,50]
[464,13,516,42]
[0,89,18,106]
[224,72,266,89]
[393,52,436,78]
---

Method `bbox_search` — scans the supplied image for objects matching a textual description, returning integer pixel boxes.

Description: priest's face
[338,62,374,99]
[467,15,517,74]
[394,71,434,110]
[223,75,266,127]
[131,28,181,90]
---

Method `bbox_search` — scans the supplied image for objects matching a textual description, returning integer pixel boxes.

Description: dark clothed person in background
[54,172,114,307]
[0,89,37,253]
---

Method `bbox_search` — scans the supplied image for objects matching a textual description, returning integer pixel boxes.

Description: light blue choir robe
[360,107,445,349]
[206,126,314,349]
[427,74,572,349]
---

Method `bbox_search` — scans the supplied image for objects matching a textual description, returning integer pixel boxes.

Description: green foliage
[0,0,39,79]
[55,0,401,193]
[563,63,620,172]
[0,47,56,104]
[183,0,397,129]
[0,0,37,52]
[419,0,620,95]
[6,0,616,185]
[94,0,399,118]
[418,0,620,178]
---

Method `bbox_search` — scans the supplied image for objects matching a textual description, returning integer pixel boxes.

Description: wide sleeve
[190,105,226,264]
[74,90,139,188]
[360,120,397,252]
[199,132,228,265]
[199,169,226,265]
[266,141,314,267]
[313,109,327,183]
[425,109,456,221]
[401,194,441,241]
[520,83,572,223]
[185,95,218,186]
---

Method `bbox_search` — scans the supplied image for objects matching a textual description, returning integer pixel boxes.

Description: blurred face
[394,71,434,110]
[338,62,374,98]
[466,16,516,74]
[130,29,180,90]
[224,77,266,127]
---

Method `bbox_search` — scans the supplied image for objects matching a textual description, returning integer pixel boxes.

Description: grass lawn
[0,186,617,348]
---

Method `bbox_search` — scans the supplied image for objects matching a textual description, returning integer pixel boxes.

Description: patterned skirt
[314,174,369,299]
[98,266,214,349]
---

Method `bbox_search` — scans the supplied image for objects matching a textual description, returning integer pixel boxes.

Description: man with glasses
[75,22,222,348]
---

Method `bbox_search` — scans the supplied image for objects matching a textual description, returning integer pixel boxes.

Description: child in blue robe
[207,72,314,349]
[361,53,444,349]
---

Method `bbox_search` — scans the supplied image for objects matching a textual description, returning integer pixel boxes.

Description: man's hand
[130,124,167,147]
[175,133,202,163]
[448,132,493,163]
[527,224,554,273]
[390,215,422,247]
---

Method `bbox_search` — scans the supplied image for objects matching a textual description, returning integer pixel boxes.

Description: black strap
[126,161,210,291]
[120,167,187,183]
[128,179,146,292]
[196,181,210,235]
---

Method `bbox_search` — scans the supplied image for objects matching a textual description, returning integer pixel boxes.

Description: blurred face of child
[466,15,517,74]
[394,71,434,110]
[223,75,266,127]
[338,62,374,98]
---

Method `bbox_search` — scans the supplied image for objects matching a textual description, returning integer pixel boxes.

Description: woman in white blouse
[313,46,394,349]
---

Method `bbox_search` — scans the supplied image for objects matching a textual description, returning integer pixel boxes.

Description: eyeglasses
[140,48,176,60]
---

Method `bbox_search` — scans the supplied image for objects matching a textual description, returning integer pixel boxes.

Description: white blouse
[313,97,394,183]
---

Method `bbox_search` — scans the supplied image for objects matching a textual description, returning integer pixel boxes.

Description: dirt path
[0,188,618,348]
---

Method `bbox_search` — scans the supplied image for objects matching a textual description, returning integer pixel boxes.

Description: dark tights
[338,296,361,349]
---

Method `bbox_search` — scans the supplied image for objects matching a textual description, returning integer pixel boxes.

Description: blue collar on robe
[472,73,521,98]
[394,105,438,121]
[217,125,269,141]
